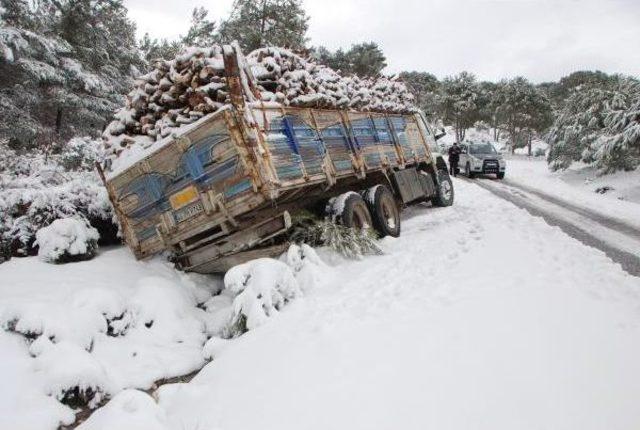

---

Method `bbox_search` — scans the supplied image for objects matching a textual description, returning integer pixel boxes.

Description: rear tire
[331,193,373,231]
[364,185,400,238]
[433,169,454,207]
[497,172,505,179]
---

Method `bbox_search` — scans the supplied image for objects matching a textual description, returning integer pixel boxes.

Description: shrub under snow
[76,389,171,430]
[224,258,302,335]
[0,139,117,259]
[35,217,100,263]
[32,339,112,408]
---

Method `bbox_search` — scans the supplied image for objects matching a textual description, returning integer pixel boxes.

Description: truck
[99,45,454,274]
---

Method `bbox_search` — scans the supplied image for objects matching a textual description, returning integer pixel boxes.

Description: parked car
[459,142,506,179]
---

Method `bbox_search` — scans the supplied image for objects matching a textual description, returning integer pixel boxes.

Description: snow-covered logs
[102,45,417,164]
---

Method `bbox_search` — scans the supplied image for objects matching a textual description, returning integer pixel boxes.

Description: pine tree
[491,77,552,154]
[182,6,216,47]
[139,32,182,62]
[0,0,143,150]
[399,71,440,116]
[345,42,386,77]
[547,75,640,172]
[218,0,309,52]
[438,72,480,142]
[597,79,640,172]
[314,42,387,77]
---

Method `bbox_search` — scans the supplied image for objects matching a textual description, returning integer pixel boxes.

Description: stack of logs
[103,45,417,162]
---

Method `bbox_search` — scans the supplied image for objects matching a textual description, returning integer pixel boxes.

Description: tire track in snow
[461,177,640,277]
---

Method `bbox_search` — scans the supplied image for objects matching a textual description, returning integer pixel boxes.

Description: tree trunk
[259,0,267,47]
[55,108,63,135]
[527,131,532,157]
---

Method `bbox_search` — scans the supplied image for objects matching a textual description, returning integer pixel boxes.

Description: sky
[124,0,640,83]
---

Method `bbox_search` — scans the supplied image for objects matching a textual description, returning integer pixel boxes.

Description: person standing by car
[447,142,461,177]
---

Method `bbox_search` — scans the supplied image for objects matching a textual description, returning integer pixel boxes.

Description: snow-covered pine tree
[438,72,480,142]
[0,0,144,151]
[546,75,639,172]
[596,78,640,172]
[217,0,309,52]
[492,77,552,154]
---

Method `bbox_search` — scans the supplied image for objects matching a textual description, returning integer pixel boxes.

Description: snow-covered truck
[99,45,453,273]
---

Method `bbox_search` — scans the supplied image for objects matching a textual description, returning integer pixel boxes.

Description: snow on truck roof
[102,44,417,177]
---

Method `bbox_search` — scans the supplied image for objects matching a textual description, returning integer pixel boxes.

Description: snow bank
[77,389,171,430]
[35,217,100,263]
[0,248,220,427]
[506,157,640,227]
[33,340,112,408]
[0,331,76,430]
[0,242,328,428]
[146,179,640,430]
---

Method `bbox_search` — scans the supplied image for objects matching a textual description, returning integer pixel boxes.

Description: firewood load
[102,44,417,166]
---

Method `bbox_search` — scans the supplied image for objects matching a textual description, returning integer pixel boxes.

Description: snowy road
[77,178,640,430]
[468,176,640,276]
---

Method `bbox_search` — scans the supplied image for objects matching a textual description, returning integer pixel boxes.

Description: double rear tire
[364,185,401,238]
[331,192,374,231]
[329,185,401,238]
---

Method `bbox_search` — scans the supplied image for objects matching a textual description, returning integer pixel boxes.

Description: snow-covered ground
[0,248,222,430]
[506,157,640,228]
[33,178,636,430]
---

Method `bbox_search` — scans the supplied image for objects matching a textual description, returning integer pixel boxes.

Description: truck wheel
[364,185,400,238]
[331,192,373,231]
[465,163,475,178]
[497,172,505,180]
[433,169,454,207]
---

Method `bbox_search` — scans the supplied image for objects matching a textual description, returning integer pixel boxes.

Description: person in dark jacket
[448,142,461,177]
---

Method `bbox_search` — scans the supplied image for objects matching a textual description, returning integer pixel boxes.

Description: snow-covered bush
[58,136,103,171]
[32,339,112,409]
[35,217,100,263]
[0,169,114,257]
[284,243,326,290]
[75,389,171,430]
[202,336,232,360]
[0,140,117,258]
[224,258,301,335]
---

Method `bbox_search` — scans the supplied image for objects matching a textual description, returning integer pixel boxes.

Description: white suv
[459,142,506,179]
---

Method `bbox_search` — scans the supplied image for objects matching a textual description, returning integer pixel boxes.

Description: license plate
[170,186,199,210]
[174,201,204,223]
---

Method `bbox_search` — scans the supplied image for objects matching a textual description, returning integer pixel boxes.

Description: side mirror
[434,130,446,141]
